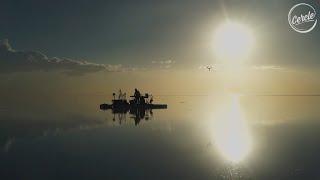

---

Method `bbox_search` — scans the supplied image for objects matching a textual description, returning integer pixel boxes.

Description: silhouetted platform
[100,103,167,110]
[99,89,167,111]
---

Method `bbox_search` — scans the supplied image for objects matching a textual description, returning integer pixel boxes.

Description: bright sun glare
[214,22,254,61]
[213,95,252,162]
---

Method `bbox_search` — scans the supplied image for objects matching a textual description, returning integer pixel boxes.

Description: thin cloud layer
[197,64,287,72]
[151,59,175,69]
[251,65,287,71]
[0,39,124,75]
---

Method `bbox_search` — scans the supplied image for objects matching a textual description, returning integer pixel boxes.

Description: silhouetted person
[150,96,153,104]
[134,88,141,97]
[134,88,141,104]
[118,89,122,99]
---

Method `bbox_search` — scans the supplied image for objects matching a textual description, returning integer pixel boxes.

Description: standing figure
[118,89,123,100]
[150,95,153,104]
[134,88,141,104]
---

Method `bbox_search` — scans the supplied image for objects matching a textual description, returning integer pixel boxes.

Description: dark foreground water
[1,94,320,179]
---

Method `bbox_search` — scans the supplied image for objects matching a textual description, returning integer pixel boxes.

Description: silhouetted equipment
[100,89,167,125]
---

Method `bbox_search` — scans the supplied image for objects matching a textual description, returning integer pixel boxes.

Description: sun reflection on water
[213,94,252,163]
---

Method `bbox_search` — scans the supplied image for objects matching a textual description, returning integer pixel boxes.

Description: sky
[0,0,319,97]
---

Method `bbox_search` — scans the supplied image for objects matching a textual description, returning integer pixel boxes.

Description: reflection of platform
[100,104,167,125]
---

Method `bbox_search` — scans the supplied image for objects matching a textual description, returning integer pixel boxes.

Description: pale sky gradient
[0,0,319,97]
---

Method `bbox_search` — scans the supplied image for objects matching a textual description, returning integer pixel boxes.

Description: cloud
[251,65,286,71]
[0,39,126,75]
[151,59,175,69]
[197,64,288,72]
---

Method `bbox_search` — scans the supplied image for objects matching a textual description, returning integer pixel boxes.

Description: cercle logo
[288,3,318,33]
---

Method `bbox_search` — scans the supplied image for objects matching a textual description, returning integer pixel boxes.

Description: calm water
[1,94,320,179]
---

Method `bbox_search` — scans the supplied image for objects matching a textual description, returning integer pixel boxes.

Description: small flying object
[206,65,214,71]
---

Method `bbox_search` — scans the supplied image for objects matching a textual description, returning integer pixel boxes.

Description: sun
[214,22,254,61]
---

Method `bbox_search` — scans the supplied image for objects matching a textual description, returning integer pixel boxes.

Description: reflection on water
[213,95,252,162]
[108,108,154,125]
[2,94,320,179]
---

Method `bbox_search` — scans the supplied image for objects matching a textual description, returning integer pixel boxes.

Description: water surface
[1,94,320,179]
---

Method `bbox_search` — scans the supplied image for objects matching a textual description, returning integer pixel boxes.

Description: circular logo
[288,3,317,33]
